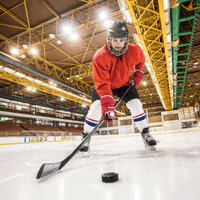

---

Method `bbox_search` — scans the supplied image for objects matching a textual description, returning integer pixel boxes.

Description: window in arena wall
[120,119,132,126]
[163,113,179,121]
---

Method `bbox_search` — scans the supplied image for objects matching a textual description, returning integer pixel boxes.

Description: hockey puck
[102,172,119,183]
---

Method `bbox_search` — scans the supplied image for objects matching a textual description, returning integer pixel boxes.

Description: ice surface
[0,131,200,200]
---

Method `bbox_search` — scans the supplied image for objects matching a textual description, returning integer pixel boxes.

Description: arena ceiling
[0,0,199,117]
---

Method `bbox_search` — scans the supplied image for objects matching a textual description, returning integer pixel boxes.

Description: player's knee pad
[126,99,144,116]
[87,100,101,120]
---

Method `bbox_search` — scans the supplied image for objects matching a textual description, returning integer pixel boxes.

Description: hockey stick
[36,82,134,179]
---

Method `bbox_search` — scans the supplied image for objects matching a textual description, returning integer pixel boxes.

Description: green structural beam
[171,0,199,108]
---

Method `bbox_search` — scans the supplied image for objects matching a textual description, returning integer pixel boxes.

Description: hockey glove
[130,69,144,86]
[100,95,117,123]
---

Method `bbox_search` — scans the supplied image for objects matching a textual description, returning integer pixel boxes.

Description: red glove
[100,95,117,123]
[130,69,144,86]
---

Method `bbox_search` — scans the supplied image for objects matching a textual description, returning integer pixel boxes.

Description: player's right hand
[100,95,116,123]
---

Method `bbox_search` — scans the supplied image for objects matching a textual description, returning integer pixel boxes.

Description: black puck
[102,172,119,183]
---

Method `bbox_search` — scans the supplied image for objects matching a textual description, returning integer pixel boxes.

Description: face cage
[107,37,129,56]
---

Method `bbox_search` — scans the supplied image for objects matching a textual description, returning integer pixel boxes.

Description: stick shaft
[59,82,134,169]
[37,82,134,178]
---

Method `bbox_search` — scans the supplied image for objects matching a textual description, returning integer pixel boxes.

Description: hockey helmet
[107,21,129,56]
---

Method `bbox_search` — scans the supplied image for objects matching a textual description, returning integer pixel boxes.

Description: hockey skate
[141,127,157,151]
[79,132,90,157]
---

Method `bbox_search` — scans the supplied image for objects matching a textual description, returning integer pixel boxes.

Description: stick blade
[36,162,61,179]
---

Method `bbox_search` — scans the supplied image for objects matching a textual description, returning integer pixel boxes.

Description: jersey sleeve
[135,45,145,70]
[92,54,113,97]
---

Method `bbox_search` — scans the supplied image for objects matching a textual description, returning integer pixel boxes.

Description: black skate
[141,127,157,151]
[79,132,90,156]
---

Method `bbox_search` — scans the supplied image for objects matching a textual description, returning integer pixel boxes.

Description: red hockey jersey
[92,43,145,97]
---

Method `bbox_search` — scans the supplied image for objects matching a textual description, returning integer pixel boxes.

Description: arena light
[60,97,65,101]
[99,10,107,20]
[71,33,78,40]
[22,44,29,49]
[0,65,3,69]
[15,72,25,78]
[11,48,19,55]
[63,25,72,34]
[30,48,37,55]
[105,20,111,28]
[34,79,43,84]
[49,34,55,38]
[143,81,147,86]
[3,67,15,74]
[24,76,34,81]
[27,86,31,91]
[21,54,26,59]
[57,39,62,44]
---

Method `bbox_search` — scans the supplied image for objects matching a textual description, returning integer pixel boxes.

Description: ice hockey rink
[1,130,200,200]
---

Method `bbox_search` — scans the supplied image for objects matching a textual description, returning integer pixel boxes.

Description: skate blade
[82,151,90,158]
[143,142,156,151]
[148,145,156,151]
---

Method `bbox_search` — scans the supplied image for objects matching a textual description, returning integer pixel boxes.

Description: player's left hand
[130,69,144,86]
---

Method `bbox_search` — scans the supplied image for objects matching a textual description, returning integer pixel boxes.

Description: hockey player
[80,20,157,152]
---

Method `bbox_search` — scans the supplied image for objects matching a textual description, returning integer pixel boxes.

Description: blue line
[133,115,146,122]
[85,119,97,127]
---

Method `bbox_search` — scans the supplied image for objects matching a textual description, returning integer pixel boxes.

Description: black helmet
[107,21,129,56]
[107,21,129,38]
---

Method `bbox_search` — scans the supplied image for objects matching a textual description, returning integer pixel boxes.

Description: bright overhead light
[163,0,169,11]
[195,83,199,86]
[63,25,72,34]
[15,72,25,78]
[24,76,34,81]
[49,34,55,38]
[105,20,111,27]
[143,81,147,86]
[21,54,26,59]
[57,39,62,44]
[71,33,78,40]
[27,86,31,91]
[34,79,43,84]
[0,65,3,69]
[3,67,15,73]
[194,61,198,65]
[22,44,28,49]
[50,85,56,89]
[99,11,107,20]
[32,89,36,92]
[82,104,87,108]
[49,81,53,85]
[167,34,171,43]
[30,48,37,54]
[60,97,65,101]
[11,48,19,55]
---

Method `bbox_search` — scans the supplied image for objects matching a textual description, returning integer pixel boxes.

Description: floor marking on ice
[0,170,37,184]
